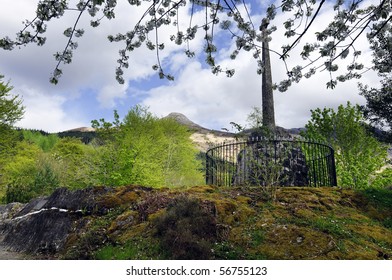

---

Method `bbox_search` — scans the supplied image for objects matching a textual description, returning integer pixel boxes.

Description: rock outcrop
[0,187,112,256]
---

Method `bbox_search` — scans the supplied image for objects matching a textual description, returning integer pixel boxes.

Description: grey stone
[0,187,112,255]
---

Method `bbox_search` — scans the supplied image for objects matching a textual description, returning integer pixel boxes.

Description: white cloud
[15,86,85,132]
[97,83,129,108]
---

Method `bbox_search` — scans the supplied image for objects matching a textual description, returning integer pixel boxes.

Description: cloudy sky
[0,0,381,132]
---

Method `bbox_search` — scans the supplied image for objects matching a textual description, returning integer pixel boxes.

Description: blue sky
[0,0,379,132]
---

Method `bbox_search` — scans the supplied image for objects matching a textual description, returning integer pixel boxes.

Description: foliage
[0,75,24,126]
[90,105,204,187]
[1,141,62,203]
[57,130,97,144]
[51,137,95,189]
[370,168,392,189]
[359,22,392,134]
[0,1,390,91]
[0,75,24,171]
[246,106,263,130]
[22,129,59,152]
[302,102,388,188]
[0,105,204,202]
[152,195,217,259]
[1,130,97,201]
[0,141,41,192]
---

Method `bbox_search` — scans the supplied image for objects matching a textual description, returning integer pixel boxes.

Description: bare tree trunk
[260,19,275,130]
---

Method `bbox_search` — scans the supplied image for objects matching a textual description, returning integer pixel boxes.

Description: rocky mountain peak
[164,112,209,132]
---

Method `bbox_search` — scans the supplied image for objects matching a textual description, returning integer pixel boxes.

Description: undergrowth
[55,185,392,260]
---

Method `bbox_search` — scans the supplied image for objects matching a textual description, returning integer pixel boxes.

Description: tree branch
[280,0,325,60]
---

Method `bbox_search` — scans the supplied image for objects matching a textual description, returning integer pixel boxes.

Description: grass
[95,237,164,260]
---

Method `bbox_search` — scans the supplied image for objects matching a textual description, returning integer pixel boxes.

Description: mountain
[62,127,96,133]
[57,113,309,152]
[165,113,237,152]
[164,112,209,132]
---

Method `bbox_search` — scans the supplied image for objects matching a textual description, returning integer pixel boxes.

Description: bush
[371,168,392,189]
[90,105,204,187]
[303,102,388,188]
[152,196,217,259]
[1,141,63,203]
[22,130,58,152]
[5,161,60,203]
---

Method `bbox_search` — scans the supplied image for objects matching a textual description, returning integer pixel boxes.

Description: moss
[186,185,218,194]
[108,210,139,234]
[215,199,237,224]
[50,186,392,260]
[235,195,252,204]
[348,224,392,246]
[117,223,150,243]
[261,224,339,259]
[97,193,123,209]
[116,189,139,203]
[147,208,167,221]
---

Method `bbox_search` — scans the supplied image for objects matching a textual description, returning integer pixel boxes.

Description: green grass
[95,238,165,260]
[360,188,392,209]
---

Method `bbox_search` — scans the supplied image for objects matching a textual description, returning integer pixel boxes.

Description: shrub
[5,161,60,203]
[152,195,217,259]
[303,102,388,188]
[90,105,204,188]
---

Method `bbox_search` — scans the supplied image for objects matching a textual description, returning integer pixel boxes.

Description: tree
[90,105,203,187]
[0,75,25,171]
[359,22,391,134]
[302,102,388,189]
[0,75,24,126]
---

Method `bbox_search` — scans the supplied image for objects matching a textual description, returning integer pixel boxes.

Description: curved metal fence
[206,137,337,187]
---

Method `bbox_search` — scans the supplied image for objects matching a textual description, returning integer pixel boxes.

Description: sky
[0,0,381,133]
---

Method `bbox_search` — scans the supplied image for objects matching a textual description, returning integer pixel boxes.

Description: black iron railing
[206,137,337,187]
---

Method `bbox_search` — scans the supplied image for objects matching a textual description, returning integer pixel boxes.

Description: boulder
[0,187,112,255]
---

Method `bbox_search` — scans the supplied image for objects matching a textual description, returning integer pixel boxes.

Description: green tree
[52,137,95,189]
[359,22,391,136]
[22,130,59,152]
[0,75,25,167]
[90,105,203,187]
[0,141,40,202]
[0,75,24,126]
[0,76,25,200]
[302,102,388,189]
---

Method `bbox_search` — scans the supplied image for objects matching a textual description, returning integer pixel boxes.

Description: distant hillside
[62,127,96,133]
[53,113,311,153]
[57,127,96,144]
